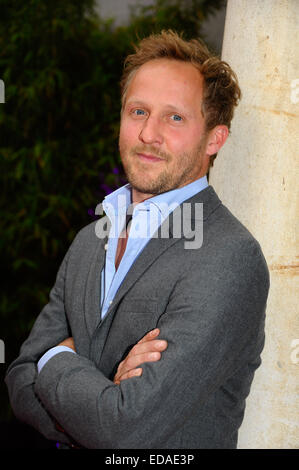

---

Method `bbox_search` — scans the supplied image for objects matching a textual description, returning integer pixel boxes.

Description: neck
[131,187,155,204]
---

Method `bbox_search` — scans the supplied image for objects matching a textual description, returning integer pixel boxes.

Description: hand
[113,328,167,385]
[58,337,76,352]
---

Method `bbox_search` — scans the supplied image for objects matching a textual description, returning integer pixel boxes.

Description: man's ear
[206,125,229,156]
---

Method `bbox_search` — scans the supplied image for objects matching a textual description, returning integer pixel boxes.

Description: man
[5,30,269,449]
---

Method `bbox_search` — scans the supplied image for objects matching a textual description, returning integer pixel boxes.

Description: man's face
[119,59,211,201]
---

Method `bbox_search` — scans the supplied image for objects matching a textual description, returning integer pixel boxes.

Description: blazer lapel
[109,185,221,312]
[89,186,221,362]
[83,214,111,338]
[89,227,181,364]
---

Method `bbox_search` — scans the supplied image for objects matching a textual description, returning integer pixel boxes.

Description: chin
[129,180,163,195]
[125,168,159,193]
[124,160,183,195]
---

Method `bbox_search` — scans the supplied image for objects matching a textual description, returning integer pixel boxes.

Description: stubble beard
[119,138,207,195]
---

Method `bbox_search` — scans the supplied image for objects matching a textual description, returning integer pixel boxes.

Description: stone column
[209,0,299,448]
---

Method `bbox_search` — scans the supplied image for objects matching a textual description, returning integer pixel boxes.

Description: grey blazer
[5,186,269,449]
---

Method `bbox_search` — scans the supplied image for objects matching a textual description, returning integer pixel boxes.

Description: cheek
[119,124,128,148]
[165,129,192,156]
[168,127,205,154]
[119,120,139,146]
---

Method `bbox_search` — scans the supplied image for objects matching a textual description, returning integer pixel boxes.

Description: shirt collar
[102,175,208,221]
[102,183,131,220]
[143,175,208,219]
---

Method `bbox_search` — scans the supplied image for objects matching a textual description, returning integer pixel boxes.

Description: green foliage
[127,0,225,42]
[0,0,225,420]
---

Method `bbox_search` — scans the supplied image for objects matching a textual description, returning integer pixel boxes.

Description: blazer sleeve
[5,245,74,445]
[32,237,269,448]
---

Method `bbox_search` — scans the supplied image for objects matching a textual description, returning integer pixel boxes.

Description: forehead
[125,59,204,112]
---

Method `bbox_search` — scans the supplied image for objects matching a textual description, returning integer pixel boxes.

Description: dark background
[0,0,225,448]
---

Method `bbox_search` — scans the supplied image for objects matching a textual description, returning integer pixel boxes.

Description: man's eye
[170,114,183,122]
[133,109,146,116]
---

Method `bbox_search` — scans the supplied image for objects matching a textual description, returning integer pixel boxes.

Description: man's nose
[139,116,163,145]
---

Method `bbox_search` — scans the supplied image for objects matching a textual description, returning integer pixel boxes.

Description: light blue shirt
[37,176,208,372]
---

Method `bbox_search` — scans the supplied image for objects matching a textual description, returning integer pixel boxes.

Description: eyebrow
[125,99,194,119]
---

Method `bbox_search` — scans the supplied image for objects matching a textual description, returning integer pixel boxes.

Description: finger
[119,351,162,373]
[114,368,142,385]
[116,351,160,379]
[137,328,160,344]
[128,338,168,358]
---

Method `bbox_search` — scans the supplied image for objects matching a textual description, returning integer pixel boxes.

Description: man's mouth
[136,152,164,163]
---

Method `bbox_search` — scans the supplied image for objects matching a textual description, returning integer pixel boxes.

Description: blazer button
[104,243,108,250]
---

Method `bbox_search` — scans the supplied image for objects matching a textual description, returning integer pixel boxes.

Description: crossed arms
[5,232,269,448]
[53,330,167,444]
[58,331,166,385]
